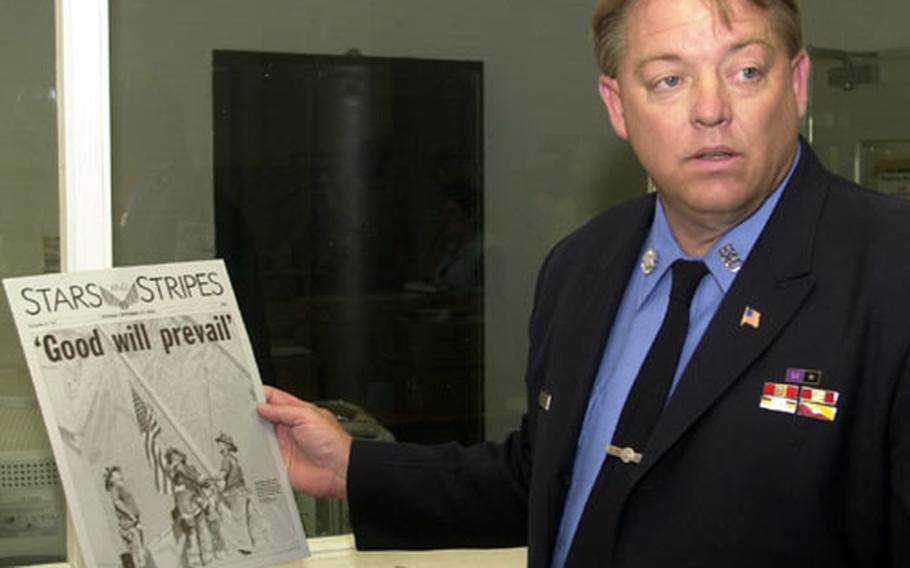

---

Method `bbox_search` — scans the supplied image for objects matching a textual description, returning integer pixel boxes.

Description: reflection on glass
[109,0,642,540]
[0,2,66,566]
[807,46,910,193]
[856,139,910,199]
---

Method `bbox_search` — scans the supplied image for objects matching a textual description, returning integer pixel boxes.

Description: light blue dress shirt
[550,144,802,568]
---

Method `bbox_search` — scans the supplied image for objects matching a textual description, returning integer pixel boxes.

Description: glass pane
[110,0,646,538]
[808,47,910,192]
[212,51,485,444]
[0,1,66,565]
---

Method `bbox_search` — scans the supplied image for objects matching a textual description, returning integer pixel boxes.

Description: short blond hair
[592,0,803,76]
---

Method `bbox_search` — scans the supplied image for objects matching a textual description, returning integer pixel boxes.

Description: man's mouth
[698,152,734,160]
[690,147,739,161]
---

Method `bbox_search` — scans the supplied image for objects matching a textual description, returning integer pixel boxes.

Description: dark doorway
[213,50,484,444]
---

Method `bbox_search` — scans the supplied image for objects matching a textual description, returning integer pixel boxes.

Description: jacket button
[559,472,572,487]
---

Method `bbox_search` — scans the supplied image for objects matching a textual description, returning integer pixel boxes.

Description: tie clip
[607,444,642,464]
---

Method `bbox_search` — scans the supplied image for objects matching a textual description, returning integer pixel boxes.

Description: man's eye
[741,66,761,80]
[655,75,681,89]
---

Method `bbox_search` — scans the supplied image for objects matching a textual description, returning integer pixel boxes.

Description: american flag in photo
[131,386,173,495]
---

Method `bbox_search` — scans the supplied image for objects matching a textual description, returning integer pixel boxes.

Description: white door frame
[57,0,111,274]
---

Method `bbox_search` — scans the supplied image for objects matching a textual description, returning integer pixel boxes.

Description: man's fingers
[257,402,317,427]
[262,385,308,407]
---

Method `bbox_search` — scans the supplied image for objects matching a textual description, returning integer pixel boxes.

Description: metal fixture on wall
[807,46,881,91]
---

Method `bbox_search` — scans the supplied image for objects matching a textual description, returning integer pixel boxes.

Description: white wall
[0,0,57,393]
[803,0,910,52]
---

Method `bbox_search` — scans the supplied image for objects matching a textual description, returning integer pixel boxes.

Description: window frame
[54,0,111,565]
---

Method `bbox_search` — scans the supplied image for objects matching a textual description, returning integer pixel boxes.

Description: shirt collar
[635,143,802,308]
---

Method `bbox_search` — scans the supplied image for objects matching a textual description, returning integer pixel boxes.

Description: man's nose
[691,76,731,128]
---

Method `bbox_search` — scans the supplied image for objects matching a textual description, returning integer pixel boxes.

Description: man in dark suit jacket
[257,0,909,566]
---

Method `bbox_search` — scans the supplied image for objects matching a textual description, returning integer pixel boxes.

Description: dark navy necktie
[565,259,708,566]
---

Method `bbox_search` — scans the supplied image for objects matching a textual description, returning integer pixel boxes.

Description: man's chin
[660,192,767,229]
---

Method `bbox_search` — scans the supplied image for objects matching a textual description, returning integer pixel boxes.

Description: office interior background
[1,0,908,565]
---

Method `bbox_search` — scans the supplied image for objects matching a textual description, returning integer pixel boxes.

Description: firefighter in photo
[163,447,214,567]
[212,432,268,552]
[104,466,156,568]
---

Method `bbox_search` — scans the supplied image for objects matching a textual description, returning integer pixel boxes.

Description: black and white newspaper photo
[3,260,309,568]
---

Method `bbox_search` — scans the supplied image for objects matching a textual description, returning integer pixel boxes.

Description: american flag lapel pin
[740,306,761,329]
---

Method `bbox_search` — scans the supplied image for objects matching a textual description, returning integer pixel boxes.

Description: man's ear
[598,74,629,140]
[791,49,811,118]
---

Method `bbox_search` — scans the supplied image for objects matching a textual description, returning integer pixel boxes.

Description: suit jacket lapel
[543,199,653,457]
[627,143,830,488]
[535,197,654,561]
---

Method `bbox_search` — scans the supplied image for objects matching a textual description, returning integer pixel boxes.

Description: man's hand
[257,386,353,499]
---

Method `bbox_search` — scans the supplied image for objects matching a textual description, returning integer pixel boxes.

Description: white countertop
[290,535,527,568]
